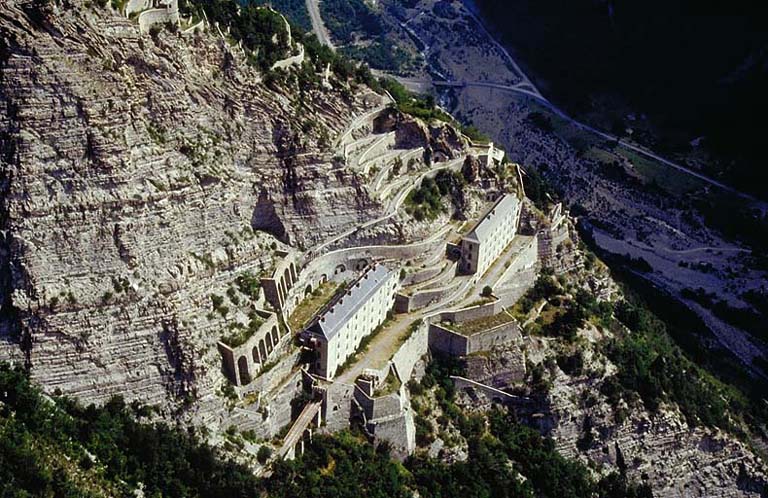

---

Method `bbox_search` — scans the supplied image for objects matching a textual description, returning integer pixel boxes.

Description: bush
[257,445,273,464]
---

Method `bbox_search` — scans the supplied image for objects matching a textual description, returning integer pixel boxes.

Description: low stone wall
[410,280,462,310]
[183,20,205,35]
[402,265,443,287]
[451,375,521,405]
[271,44,305,71]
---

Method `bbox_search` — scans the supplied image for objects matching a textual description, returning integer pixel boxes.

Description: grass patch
[287,282,340,331]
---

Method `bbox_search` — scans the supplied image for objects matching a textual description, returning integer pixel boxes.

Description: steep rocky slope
[0,0,384,414]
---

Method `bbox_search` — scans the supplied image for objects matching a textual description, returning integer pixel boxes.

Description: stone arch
[290,262,298,282]
[259,339,267,361]
[355,259,368,271]
[320,274,328,284]
[238,356,250,385]
[334,264,346,275]
[305,284,313,295]
[266,333,274,353]
[271,325,279,344]
[252,346,261,365]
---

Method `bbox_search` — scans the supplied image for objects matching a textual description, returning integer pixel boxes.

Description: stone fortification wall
[217,309,285,386]
[428,323,469,356]
[271,44,305,71]
[369,410,415,461]
[354,385,403,422]
[246,347,301,399]
[322,381,356,432]
[428,320,521,357]
[467,321,521,354]
[391,321,428,381]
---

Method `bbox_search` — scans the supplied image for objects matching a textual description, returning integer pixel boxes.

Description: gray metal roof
[308,265,394,341]
[465,194,519,244]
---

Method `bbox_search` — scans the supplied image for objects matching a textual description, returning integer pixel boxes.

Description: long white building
[460,193,521,276]
[303,265,398,380]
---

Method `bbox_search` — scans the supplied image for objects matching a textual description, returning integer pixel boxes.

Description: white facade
[304,265,398,379]
[460,194,521,276]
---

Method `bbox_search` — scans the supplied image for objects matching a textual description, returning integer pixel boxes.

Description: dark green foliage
[180,0,290,70]
[0,364,262,497]
[606,299,755,431]
[319,0,383,44]
[249,0,311,31]
[476,0,768,200]
[266,431,411,498]
[379,78,453,123]
[406,170,467,221]
[342,38,412,72]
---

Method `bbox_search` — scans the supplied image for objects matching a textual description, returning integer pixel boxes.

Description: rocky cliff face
[0,0,385,415]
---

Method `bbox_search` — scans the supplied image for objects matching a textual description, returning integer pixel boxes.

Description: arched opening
[252,346,260,365]
[355,259,368,271]
[238,356,250,385]
[259,339,267,361]
[305,284,313,295]
[320,274,328,284]
[334,264,346,275]
[266,333,273,353]
[491,396,503,405]
[272,326,279,344]
[290,262,298,282]
[284,267,292,288]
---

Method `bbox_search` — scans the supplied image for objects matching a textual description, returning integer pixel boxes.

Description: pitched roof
[307,265,393,341]
[465,194,519,244]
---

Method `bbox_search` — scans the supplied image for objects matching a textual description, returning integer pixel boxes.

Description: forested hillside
[475,0,768,198]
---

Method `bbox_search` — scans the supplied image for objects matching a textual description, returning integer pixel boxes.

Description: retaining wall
[138,8,180,34]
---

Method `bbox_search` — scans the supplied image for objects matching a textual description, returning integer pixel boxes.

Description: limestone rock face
[0,1,384,414]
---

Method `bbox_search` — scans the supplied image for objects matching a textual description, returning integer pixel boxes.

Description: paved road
[386,75,766,210]
[306,0,334,50]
